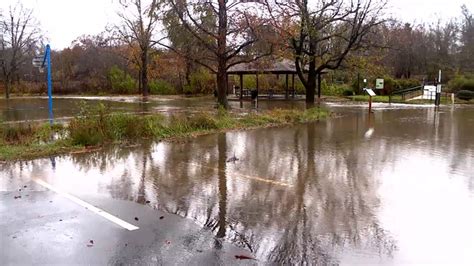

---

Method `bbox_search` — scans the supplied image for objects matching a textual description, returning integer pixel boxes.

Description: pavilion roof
[227,58,328,75]
[227,58,298,75]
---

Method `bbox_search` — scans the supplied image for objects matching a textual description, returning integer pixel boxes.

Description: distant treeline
[1,2,474,98]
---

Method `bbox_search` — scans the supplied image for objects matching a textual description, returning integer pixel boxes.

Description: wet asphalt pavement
[0,179,254,265]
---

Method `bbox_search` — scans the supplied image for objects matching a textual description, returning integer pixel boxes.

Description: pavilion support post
[292,74,295,98]
[285,74,289,99]
[239,74,243,101]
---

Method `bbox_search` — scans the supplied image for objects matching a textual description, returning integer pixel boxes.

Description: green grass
[0,105,329,161]
[0,141,84,161]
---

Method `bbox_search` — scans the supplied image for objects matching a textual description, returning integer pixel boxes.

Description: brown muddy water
[1,101,474,264]
[0,96,212,123]
[0,96,302,123]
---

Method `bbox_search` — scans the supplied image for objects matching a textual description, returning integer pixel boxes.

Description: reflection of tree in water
[268,122,336,264]
[214,133,227,249]
[71,145,135,173]
[68,144,157,202]
[23,107,469,263]
[136,144,151,205]
[0,159,50,186]
[140,120,399,263]
[260,122,397,264]
[114,145,155,203]
[376,108,474,192]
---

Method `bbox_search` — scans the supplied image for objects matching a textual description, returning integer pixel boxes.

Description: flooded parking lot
[1,99,474,264]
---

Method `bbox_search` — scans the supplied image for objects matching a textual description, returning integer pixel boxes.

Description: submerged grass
[0,104,328,161]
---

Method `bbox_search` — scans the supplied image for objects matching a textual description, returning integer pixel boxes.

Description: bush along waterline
[0,103,329,161]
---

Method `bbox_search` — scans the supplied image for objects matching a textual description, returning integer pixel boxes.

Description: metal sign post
[33,45,53,124]
[435,70,442,107]
[45,45,53,124]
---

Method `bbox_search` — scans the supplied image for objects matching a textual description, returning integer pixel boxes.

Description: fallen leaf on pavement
[235,255,255,260]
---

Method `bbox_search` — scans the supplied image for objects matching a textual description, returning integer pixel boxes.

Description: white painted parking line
[34,178,139,231]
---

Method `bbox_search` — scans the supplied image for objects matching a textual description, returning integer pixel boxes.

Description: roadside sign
[375,79,384,89]
[364,88,376,113]
[32,55,44,67]
[365,88,376,97]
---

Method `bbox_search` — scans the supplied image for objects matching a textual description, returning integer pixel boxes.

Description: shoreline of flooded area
[1,103,474,264]
[2,95,469,124]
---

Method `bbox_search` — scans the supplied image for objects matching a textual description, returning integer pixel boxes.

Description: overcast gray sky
[1,0,473,49]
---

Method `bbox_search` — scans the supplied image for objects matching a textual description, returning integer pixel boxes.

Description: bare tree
[0,3,41,99]
[115,0,162,97]
[383,22,426,79]
[266,0,386,103]
[459,5,474,72]
[162,3,205,91]
[163,0,273,109]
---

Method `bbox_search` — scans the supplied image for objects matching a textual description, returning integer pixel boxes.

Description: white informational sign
[375,79,384,89]
[32,56,44,67]
[423,85,436,100]
[365,88,376,97]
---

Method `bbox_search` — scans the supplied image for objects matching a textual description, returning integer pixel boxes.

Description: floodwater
[1,102,474,264]
[0,96,213,123]
[0,96,302,123]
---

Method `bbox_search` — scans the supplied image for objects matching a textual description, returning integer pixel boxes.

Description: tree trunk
[305,59,317,104]
[185,57,192,87]
[305,76,316,104]
[216,61,229,109]
[317,73,322,99]
[216,0,229,109]
[141,49,149,97]
[138,69,143,93]
[2,65,10,99]
[4,81,10,99]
